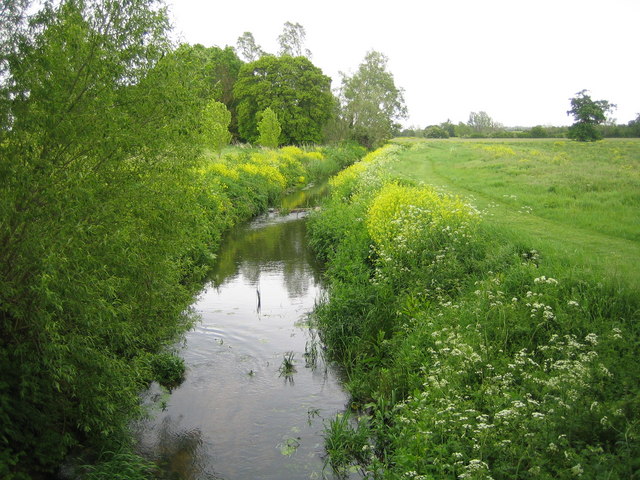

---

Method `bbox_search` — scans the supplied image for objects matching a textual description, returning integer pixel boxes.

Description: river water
[135,188,352,479]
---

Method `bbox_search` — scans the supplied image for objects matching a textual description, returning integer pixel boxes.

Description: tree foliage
[0,0,212,475]
[257,107,282,148]
[339,50,407,149]
[201,100,232,153]
[567,89,616,141]
[168,43,242,135]
[277,21,311,58]
[467,111,502,135]
[236,31,264,62]
[234,55,333,144]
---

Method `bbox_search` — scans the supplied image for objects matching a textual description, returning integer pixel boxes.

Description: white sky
[165,0,639,128]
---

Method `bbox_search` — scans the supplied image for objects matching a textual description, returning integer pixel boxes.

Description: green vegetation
[234,55,334,144]
[1,0,367,474]
[257,107,282,148]
[567,90,616,142]
[390,139,640,287]
[278,351,297,377]
[200,100,232,154]
[338,51,408,149]
[308,140,640,478]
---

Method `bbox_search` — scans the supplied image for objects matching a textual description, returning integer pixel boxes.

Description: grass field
[390,138,640,291]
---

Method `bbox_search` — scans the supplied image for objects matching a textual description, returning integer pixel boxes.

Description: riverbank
[3,142,365,479]
[308,142,640,479]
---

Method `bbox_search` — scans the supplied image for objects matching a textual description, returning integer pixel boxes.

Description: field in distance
[390,138,640,290]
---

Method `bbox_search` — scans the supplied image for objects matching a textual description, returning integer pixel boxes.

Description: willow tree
[0,0,210,475]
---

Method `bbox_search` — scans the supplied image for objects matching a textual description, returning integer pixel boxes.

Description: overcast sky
[165,0,639,128]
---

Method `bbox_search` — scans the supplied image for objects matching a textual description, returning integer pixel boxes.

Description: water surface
[136,202,351,479]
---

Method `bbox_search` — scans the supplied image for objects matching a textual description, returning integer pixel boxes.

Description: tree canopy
[567,89,616,141]
[339,50,407,149]
[236,31,264,62]
[168,43,243,135]
[234,55,333,144]
[278,21,312,58]
[467,111,502,135]
[0,0,211,475]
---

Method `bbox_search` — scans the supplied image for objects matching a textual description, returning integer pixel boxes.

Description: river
[135,186,353,479]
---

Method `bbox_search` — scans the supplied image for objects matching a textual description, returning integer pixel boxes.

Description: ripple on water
[137,211,355,479]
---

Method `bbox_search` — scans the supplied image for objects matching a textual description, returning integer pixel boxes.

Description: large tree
[340,50,407,148]
[567,89,616,141]
[0,0,210,475]
[234,55,333,144]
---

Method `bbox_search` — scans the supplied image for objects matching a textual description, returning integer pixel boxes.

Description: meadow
[389,139,640,290]
[308,140,640,479]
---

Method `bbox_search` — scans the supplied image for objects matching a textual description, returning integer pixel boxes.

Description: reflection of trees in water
[209,216,323,299]
[151,417,219,480]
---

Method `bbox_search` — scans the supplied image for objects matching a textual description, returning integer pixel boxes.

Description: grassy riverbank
[308,140,640,479]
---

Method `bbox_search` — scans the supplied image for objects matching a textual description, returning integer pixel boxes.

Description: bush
[423,126,449,138]
[150,352,185,391]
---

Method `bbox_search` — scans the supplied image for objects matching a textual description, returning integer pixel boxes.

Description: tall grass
[309,141,640,479]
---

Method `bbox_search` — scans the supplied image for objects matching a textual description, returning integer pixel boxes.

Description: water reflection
[136,197,353,479]
[210,212,323,301]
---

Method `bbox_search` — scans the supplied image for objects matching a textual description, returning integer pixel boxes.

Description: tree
[0,0,210,475]
[439,119,456,137]
[467,111,501,135]
[201,100,232,153]
[567,89,616,141]
[236,31,264,62]
[529,125,548,138]
[234,55,333,144]
[340,50,407,149]
[257,107,282,148]
[628,114,640,137]
[278,21,311,58]
[424,125,449,138]
[168,44,243,136]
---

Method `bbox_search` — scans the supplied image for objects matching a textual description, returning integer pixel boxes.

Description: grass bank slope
[308,141,639,479]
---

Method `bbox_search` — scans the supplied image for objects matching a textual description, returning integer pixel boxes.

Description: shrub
[423,125,450,138]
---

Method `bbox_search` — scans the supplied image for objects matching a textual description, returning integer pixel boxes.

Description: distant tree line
[400,92,640,141]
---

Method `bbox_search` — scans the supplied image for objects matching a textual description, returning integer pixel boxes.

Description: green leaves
[339,50,407,149]
[567,90,616,141]
[200,100,232,153]
[0,0,209,474]
[257,107,282,148]
[234,55,333,144]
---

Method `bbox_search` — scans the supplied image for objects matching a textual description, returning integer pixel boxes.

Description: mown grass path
[390,140,640,291]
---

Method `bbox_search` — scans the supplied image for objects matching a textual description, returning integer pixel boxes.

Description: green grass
[389,138,640,291]
[309,142,640,479]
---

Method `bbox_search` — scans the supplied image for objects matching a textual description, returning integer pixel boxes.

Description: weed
[278,351,297,377]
